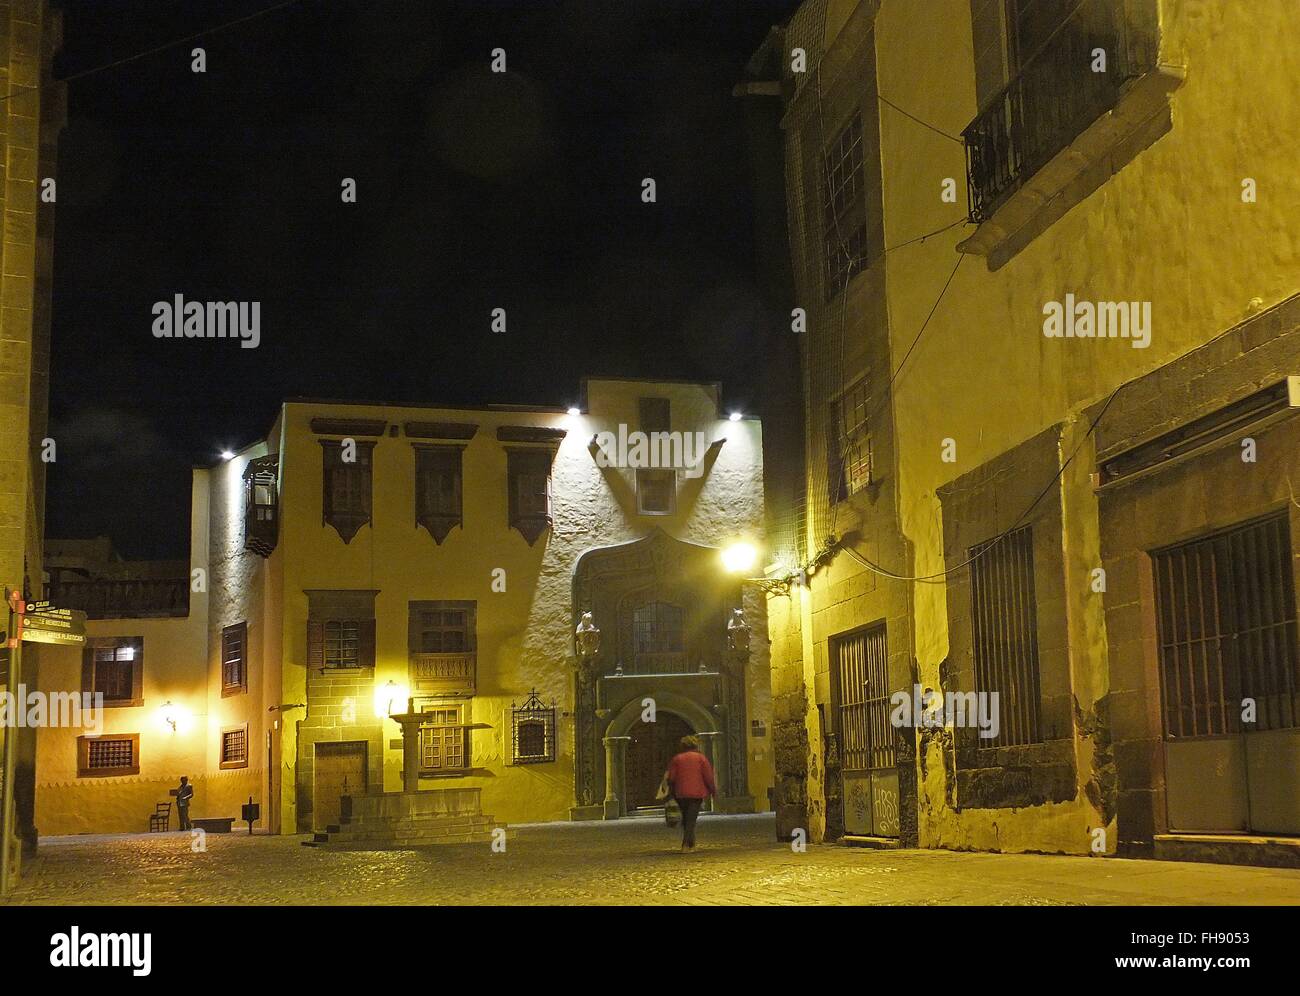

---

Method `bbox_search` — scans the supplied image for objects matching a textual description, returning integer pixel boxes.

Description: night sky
[47,0,800,558]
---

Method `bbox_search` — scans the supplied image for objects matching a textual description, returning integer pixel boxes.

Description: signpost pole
[0,588,22,897]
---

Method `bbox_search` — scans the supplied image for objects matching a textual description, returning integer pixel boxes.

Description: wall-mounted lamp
[160,701,179,733]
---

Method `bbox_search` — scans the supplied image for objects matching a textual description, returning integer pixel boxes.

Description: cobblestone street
[6,814,1300,905]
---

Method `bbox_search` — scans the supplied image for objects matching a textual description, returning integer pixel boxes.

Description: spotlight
[567,407,581,416]
[721,541,758,575]
[220,450,235,461]
[729,412,743,422]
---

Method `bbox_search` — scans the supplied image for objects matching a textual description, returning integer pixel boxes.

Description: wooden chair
[149,801,171,832]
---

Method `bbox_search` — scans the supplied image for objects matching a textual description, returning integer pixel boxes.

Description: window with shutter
[83,638,143,707]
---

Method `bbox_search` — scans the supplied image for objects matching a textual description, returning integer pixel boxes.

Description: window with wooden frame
[636,468,676,515]
[969,524,1043,747]
[419,702,469,774]
[822,112,869,297]
[222,622,248,696]
[321,439,375,543]
[308,616,375,672]
[220,724,249,769]
[828,376,873,503]
[78,733,140,777]
[417,608,469,653]
[414,445,463,543]
[82,637,143,707]
[506,447,554,545]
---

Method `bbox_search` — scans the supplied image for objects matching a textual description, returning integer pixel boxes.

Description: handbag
[655,774,671,801]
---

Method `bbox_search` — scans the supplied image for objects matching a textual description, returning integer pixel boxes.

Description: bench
[191,817,235,834]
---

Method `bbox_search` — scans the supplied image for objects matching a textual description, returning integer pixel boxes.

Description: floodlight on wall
[721,541,758,575]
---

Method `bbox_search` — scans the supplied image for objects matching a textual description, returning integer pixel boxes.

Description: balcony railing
[963,0,1155,223]
[47,579,189,619]
[409,652,476,696]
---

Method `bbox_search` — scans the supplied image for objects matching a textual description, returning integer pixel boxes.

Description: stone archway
[569,529,750,820]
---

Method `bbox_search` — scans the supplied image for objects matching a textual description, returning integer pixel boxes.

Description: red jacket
[666,749,717,800]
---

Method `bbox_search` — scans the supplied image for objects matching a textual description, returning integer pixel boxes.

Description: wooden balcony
[47,579,189,619]
[409,652,476,696]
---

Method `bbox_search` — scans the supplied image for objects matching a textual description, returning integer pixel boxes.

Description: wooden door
[625,714,693,810]
[313,741,366,832]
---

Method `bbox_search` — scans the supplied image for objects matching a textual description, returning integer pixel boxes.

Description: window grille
[970,524,1042,747]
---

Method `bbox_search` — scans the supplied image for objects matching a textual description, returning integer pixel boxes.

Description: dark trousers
[177,806,192,831]
[676,797,703,848]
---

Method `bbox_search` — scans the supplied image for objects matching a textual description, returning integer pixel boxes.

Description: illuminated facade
[34,379,772,834]
[750,0,1300,863]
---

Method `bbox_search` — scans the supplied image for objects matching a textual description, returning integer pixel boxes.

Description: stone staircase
[302,787,498,849]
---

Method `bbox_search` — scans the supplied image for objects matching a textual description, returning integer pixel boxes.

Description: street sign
[20,608,86,645]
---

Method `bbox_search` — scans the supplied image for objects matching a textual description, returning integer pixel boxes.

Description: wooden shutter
[131,639,144,703]
[307,621,325,671]
[81,647,94,695]
[358,618,376,669]
[970,0,1009,109]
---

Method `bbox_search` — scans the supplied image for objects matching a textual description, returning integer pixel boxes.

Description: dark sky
[47,0,799,558]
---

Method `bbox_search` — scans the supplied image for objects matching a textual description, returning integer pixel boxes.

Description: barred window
[511,689,556,764]
[633,602,685,655]
[419,704,468,772]
[221,727,248,769]
[969,524,1042,747]
[222,622,247,694]
[324,620,360,669]
[79,734,139,777]
[822,112,869,296]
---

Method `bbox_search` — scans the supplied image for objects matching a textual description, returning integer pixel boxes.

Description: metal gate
[1154,512,1300,834]
[832,624,898,837]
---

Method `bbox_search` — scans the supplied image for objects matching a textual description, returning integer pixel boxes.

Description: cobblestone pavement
[7,814,1300,905]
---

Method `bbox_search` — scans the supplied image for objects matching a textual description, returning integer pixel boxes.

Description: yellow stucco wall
[865,0,1300,852]
[211,381,772,831]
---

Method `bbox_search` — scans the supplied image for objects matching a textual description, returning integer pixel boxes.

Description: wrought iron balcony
[409,652,476,695]
[963,0,1155,224]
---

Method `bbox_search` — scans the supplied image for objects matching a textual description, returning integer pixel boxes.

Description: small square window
[220,726,249,769]
[636,468,676,515]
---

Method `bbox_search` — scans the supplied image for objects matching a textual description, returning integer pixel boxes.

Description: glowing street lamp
[721,541,758,575]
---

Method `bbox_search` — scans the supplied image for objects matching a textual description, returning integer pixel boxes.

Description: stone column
[392,712,425,794]
[602,735,631,820]
[697,731,721,813]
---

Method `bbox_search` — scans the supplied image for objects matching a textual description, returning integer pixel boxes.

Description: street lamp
[721,541,758,575]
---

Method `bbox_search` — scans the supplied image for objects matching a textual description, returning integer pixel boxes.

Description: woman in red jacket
[664,735,717,852]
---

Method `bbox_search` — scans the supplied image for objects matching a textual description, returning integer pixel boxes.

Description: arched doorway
[625,713,693,810]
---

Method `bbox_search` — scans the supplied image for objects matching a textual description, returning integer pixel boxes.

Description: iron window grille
[831,624,895,774]
[511,689,557,764]
[1152,513,1300,737]
[969,524,1043,747]
[632,601,688,673]
[963,0,1152,223]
